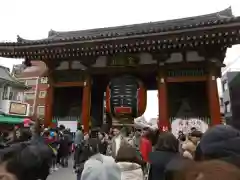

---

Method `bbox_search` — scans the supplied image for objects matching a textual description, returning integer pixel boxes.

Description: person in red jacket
[140,127,152,162]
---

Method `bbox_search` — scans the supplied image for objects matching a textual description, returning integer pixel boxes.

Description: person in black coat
[148,132,183,180]
[97,132,108,155]
[58,130,72,167]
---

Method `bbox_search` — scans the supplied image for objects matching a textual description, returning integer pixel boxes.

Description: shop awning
[0,115,24,124]
[0,66,29,90]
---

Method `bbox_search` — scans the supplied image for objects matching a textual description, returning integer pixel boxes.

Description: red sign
[162,126,169,132]
[114,107,132,114]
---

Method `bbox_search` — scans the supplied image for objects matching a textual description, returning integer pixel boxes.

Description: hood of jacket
[117,162,143,180]
[81,153,121,180]
[117,162,141,172]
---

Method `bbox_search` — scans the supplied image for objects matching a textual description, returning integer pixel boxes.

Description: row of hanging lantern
[0,29,239,59]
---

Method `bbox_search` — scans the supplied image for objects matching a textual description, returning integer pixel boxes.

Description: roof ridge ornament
[17,35,30,43]
[17,35,23,43]
[48,29,58,37]
[216,6,233,19]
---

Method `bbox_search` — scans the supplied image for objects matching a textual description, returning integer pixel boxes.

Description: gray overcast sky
[0,0,239,119]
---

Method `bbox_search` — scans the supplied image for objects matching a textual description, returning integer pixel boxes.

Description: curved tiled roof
[16,7,234,44]
[0,7,239,60]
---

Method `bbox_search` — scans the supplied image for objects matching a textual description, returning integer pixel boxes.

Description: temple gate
[0,8,239,132]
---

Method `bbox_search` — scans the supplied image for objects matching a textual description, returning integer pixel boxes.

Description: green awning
[0,115,24,124]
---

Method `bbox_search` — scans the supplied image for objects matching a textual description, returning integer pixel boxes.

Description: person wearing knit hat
[199,125,240,167]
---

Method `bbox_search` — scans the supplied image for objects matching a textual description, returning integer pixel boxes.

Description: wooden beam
[89,64,159,75]
[158,71,170,131]
[207,68,221,126]
[68,61,72,69]
[53,81,84,87]
[166,76,207,83]
[81,76,91,133]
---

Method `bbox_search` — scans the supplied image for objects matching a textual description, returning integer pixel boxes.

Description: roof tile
[16,7,234,44]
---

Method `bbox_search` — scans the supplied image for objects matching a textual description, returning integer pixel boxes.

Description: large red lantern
[106,75,147,118]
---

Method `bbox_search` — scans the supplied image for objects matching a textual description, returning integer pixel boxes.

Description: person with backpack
[58,130,71,167]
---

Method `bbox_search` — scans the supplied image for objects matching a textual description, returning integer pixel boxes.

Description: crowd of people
[0,121,74,172]
[1,120,240,180]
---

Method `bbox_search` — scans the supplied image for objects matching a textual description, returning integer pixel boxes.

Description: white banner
[57,121,78,132]
[171,118,209,137]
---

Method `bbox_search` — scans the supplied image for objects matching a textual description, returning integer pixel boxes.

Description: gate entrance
[168,81,210,136]
[53,86,83,123]
[0,8,239,132]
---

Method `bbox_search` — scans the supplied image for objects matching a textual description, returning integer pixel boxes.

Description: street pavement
[47,159,76,180]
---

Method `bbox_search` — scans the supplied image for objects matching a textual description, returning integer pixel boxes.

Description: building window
[30,106,33,115]
[16,92,23,101]
[37,106,45,117]
[16,94,20,101]
[223,81,228,91]
[2,85,8,100]
[40,77,48,84]
[225,102,231,113]
[30,106,33,112]
[226,103,231,113]
[219,98,224,106]
[24,92,35,100]
[39,91,47,98]
[26,79,37,86]
[9,91,13,100]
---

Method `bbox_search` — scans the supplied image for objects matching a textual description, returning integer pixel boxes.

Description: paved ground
[47,160,76,180]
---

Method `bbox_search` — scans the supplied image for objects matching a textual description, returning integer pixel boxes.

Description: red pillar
[81,76,91,133]
[207,72,221,125]
[44,75,54,128]
[158,72,170,131]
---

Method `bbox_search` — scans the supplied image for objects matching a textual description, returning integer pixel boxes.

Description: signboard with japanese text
[9,102,27,115]
[107,55,140,67]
